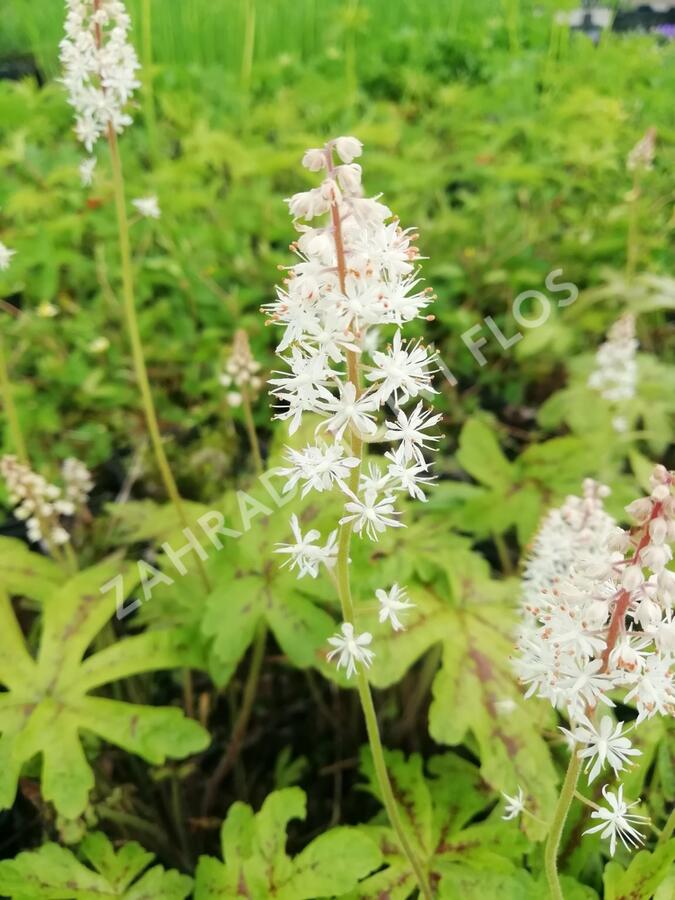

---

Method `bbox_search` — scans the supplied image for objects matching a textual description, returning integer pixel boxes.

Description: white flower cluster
[512,466,675,854]
[60,0,140,152]
[61,457,94,507]
[0,455,88,546]
[588,314,638,433]
[219,329,263,408]
[267,136,440,678]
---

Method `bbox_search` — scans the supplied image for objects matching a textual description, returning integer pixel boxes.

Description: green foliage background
[0,1,673,898]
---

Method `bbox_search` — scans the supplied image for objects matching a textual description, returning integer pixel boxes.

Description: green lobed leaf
[603,841,675,900]
[194,786,381,899]
[0,832,192,899]
[456,419,515,491]
[0,535,65,603]
[0,561,210,818]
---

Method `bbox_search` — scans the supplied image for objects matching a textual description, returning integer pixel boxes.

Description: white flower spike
[60,0,141,151]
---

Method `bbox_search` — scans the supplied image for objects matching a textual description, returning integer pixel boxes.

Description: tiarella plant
[59,0,210,589]
[511,468,675,899]
[266,135,439,898]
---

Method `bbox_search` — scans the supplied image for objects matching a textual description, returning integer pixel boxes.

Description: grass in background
[3,0,572,79]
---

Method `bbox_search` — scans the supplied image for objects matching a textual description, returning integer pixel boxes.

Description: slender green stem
[106,127,210,592]
[241,386,264,476]
[493,531,513,574]
[0,331,28,463]
[356,670,432,898]
[202,620,267,814]
[545,751,582,900]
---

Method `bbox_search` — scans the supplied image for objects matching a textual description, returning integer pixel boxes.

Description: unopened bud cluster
[219,330,263,408]
[0,455,93,547]
[511,466,674,855]
[60,0,140,152]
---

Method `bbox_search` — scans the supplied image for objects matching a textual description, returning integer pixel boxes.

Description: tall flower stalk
[0,245,26,464]
[510,471,675,897]
[0,331,27,465]
[59,0,210,590]
[266,136,438,898]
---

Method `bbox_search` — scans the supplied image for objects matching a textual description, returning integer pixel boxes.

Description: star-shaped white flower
[562,716,641,784]
[501,786,525,821]
[366,331,437,404]
[274,514,337,579]
[327,622,374,678]
[385,401,442,463]
[583,784,649,856]
[376,583,415,631]
[339,488,403,541]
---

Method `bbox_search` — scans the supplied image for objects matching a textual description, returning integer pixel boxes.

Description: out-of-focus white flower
[219,330,262,399]
[61,457,94,507]
[626,128,656,173]
[79,156,97,186]
[327,622,374,677]
[583,784,649,856]
[501,787,526,821]
[376,583,415,631]
[132,195,161,219]
[588,314,638,404]
[0,241,16,271]
[0,455,86,548]
[37,302,59,318]
[60,0,141,151]
[89,336,109,353]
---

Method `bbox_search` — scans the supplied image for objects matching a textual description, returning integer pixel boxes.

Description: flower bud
[334,135,363,163]
[651,484,670,502]
[622,565,644,592]
[302,148,327,172]
[649,516,668,545]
